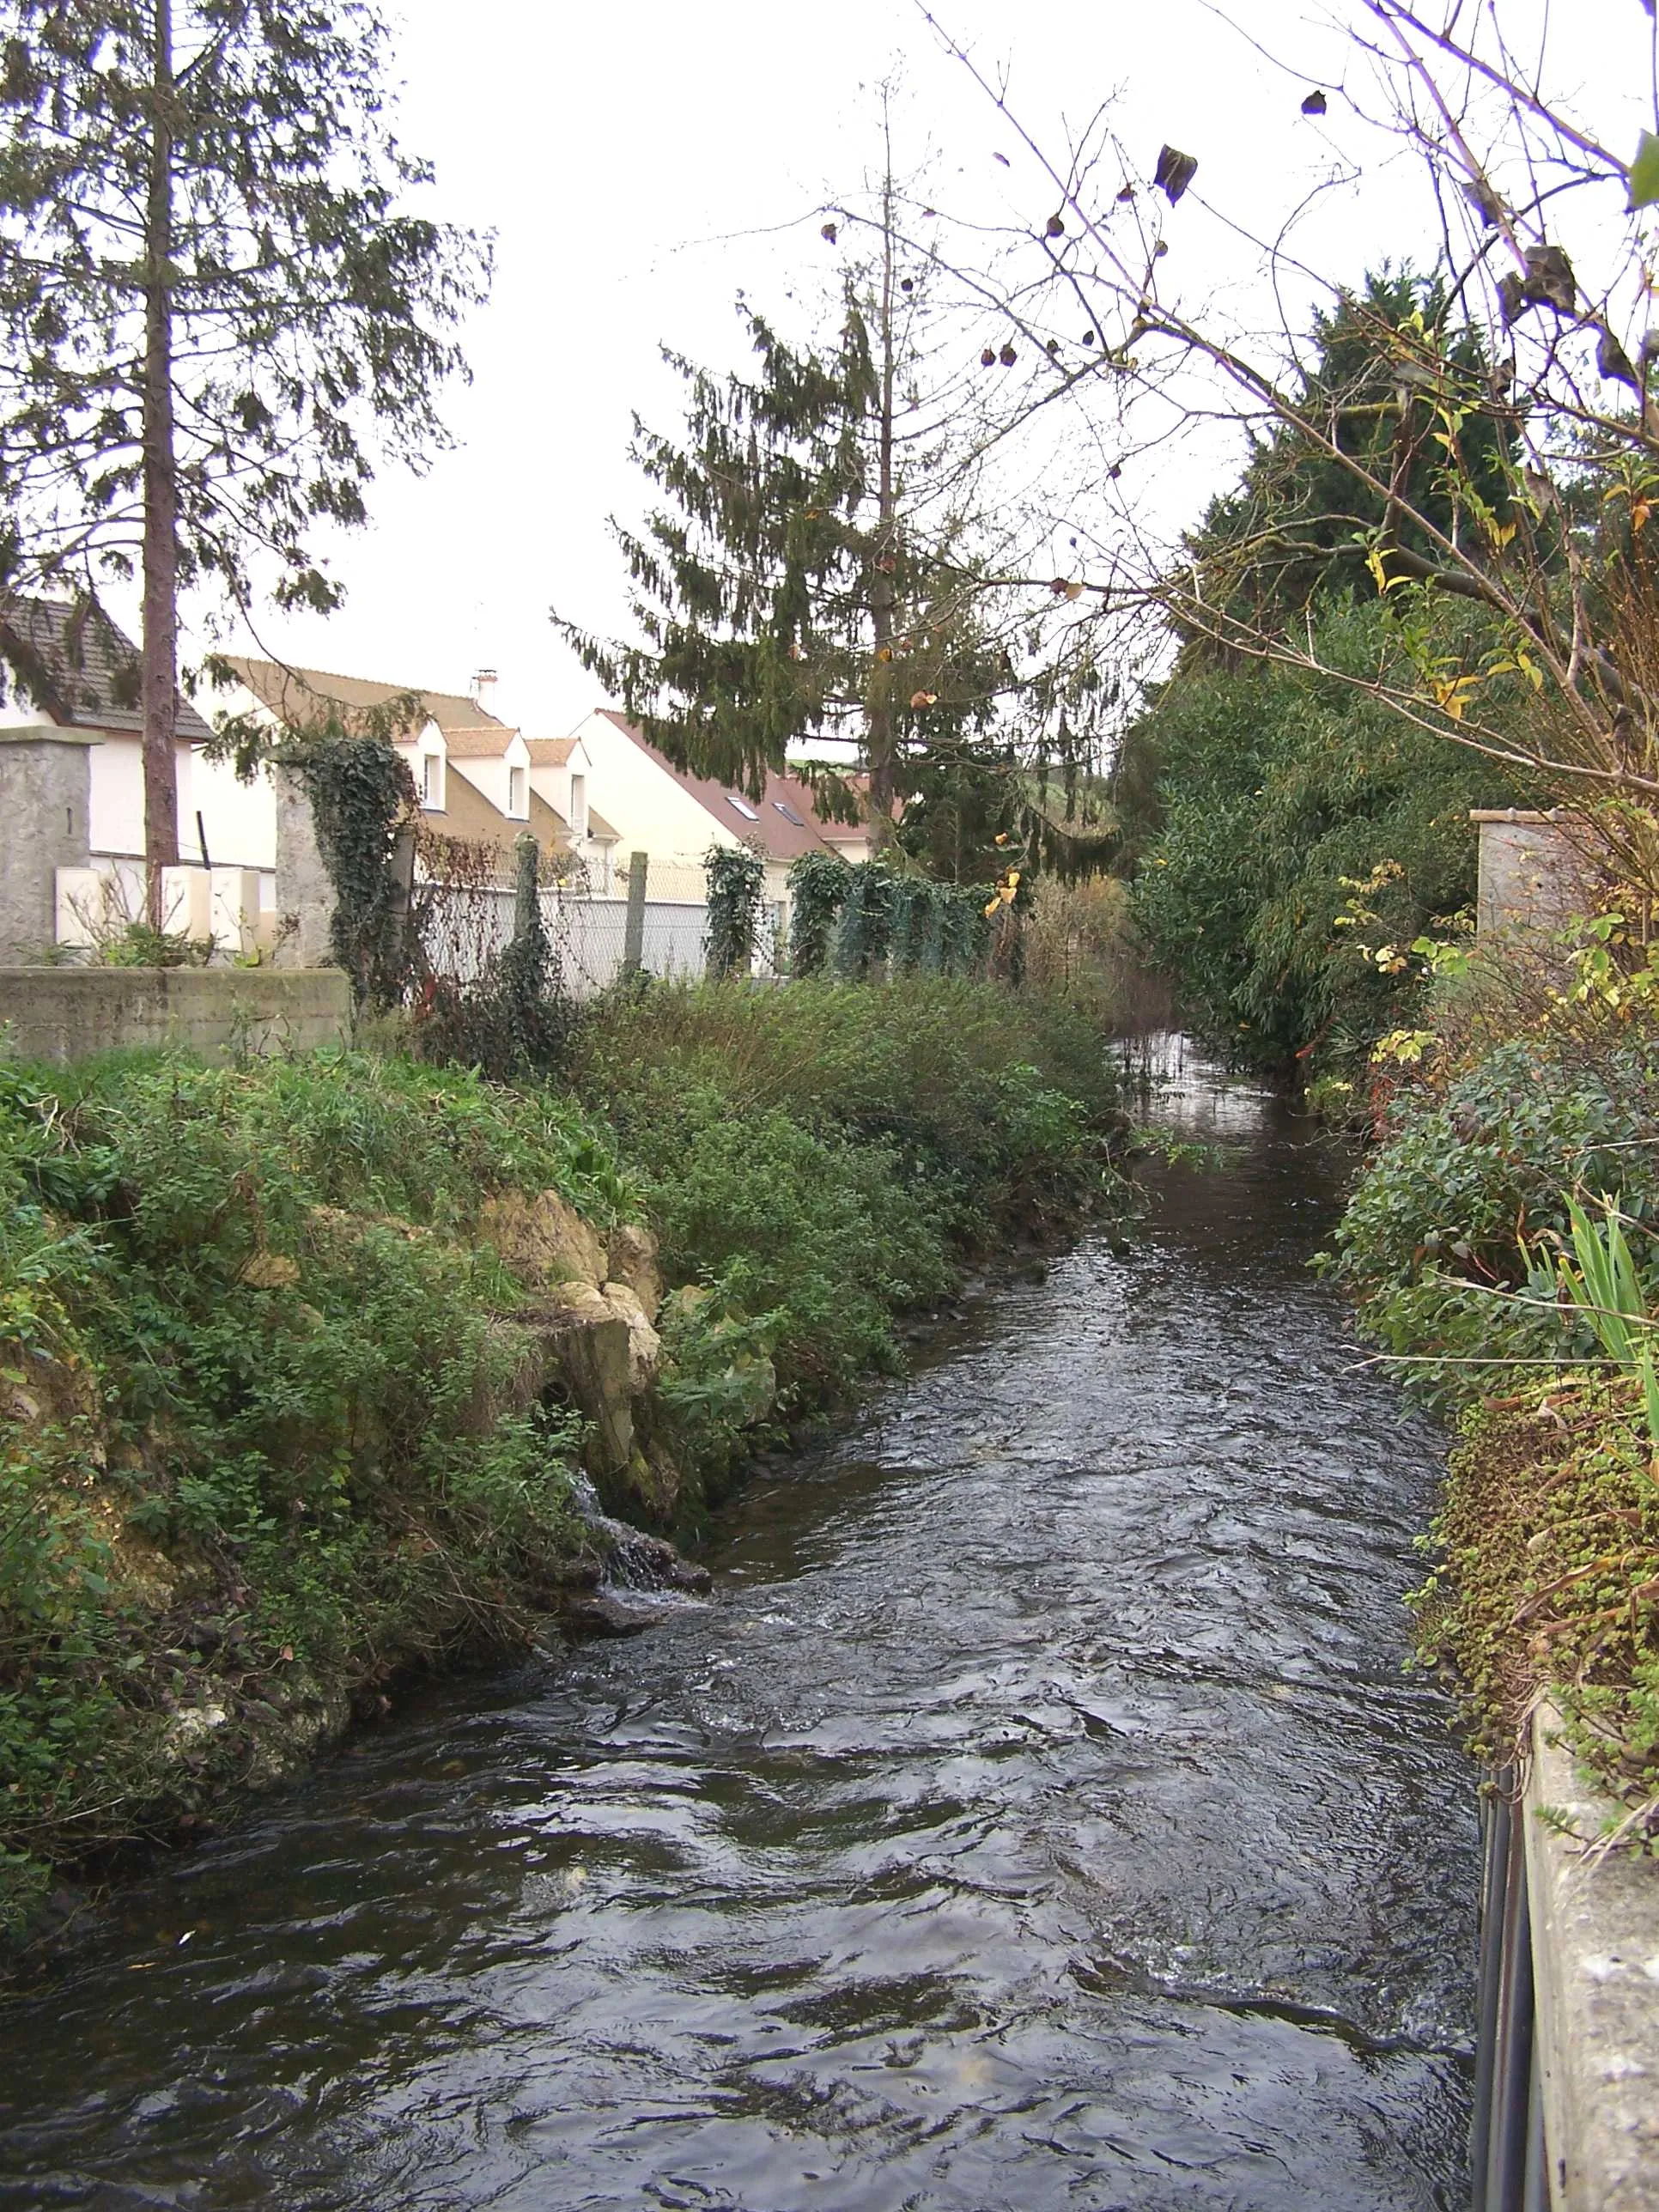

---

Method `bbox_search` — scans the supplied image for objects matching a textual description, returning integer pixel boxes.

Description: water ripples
[0,1054,1479,2209]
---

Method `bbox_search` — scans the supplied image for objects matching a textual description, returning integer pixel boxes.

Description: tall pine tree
[0,0,489,915]
[557,159,1108,851]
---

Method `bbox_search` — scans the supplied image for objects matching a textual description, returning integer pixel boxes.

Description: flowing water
[0,1051,1479,2210]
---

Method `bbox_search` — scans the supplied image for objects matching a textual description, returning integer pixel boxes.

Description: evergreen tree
[1178,271,1519,651]
[557,164,1107,849]
[0,0,489,914]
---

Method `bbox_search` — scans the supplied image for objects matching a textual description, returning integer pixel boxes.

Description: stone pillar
[0,727,97,964]
[272,764,336,969]
[1471,810,1598,942]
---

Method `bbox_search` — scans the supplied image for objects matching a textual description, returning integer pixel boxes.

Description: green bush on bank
[1,977,1126,1936]
[1330,1013,1659,1818]
[1326,1032,1659,1395]
[0,1051,623,1936]
[572,977,1123,1402]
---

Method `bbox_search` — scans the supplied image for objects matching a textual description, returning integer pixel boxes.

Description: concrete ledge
[1525,1705,1659,2209]
[0,966,352,1064]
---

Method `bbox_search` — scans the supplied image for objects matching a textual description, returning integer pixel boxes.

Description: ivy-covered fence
[787,854,1008,982]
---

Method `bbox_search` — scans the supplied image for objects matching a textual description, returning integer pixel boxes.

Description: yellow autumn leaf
[1431,672,1481,720]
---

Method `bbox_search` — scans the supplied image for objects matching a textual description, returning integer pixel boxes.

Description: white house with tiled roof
[523,732,620,892]
[216,658,577,876]
[568,709,876,912]
[0,594,282,947]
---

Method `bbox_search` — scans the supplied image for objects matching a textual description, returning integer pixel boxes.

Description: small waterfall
[562,1470,711,1635]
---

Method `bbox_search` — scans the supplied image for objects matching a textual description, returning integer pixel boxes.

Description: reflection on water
[0,1049,1477,2211]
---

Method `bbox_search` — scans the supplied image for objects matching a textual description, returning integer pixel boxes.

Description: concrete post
[512,830,540,940]
[272,763,336,968]
[0,727,96,964]
[623,850,648,975]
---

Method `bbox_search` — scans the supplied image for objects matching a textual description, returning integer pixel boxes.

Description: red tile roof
[525,737,578,766]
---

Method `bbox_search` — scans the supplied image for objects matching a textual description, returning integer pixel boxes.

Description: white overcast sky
[197,0,1651,738]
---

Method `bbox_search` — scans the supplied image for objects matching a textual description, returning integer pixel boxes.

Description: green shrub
[0,1048,618,1931]
[620,1080,953,1401]
[574,975,1123,1410]
[1328,1033,1659,1396]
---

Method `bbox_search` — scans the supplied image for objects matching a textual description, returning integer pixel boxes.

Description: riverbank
[0,977,1127,1946]
[1326,966,1659,1827]
[0,1050,1477,2211]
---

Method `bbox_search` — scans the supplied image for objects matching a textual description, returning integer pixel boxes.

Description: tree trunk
[864,139,898,849]
[141,0,179,927]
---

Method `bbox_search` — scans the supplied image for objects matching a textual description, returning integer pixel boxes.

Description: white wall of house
[87,732,148,858]
[0,695,55,729]
[188,750,277,876]
[397,721,450,815]
[526,735,589,829]
[570,709,742,874]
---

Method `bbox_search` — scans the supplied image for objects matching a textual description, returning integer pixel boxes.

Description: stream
[0,1049,1480,2209]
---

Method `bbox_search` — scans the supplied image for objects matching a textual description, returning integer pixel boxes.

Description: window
[507,765,527,818]
[569,772,586,836]
[726,792,759,820]
[772,799,805,827]
[420,751,444,810]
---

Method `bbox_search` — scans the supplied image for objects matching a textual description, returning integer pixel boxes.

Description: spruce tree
[0,0,489,915]
[557,162,1105,849]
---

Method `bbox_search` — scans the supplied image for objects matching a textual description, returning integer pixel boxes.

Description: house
[219,659,574,875]
[0,593,270,939]
[524,734,622,892]
[568,709,878,920]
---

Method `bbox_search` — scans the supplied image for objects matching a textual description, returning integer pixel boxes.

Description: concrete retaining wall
[1473,1707,1659,2209]
[0,966,352,1064]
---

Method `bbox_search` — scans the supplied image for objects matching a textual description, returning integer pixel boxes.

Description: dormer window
[507,764,527,818]
[420,750,445,810]
[569,772,587,837]
[726,793,759,820]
